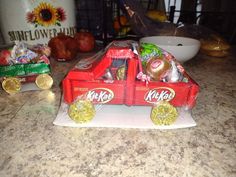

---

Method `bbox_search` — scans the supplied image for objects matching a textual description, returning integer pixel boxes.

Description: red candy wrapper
[0,50,11,66]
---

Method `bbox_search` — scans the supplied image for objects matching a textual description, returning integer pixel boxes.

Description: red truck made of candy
[0,42,52,94]
[62,41,199,110]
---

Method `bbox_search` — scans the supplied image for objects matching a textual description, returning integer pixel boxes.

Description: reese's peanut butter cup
[2,77,21,94]
[150,101,178,125]
[68,99,95,123]
[35,74,53,90]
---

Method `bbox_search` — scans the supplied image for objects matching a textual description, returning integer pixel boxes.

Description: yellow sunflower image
[33,2,58,27]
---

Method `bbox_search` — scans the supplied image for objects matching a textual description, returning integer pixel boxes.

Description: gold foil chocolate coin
[68,99,95,123]
[35,74,53,90]
[2,77,21,94]
[151,101,178,125]
[116,66,126,80]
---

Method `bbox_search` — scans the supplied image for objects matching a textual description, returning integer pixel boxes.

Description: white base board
[53,102,196,129]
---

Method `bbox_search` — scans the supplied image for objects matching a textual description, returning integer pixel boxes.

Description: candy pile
[139,43,185,83]
[0,41,50,66]
[0,41,51,78]
[101,42,187,84]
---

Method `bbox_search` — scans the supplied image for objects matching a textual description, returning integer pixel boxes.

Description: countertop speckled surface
[0,49,236,177]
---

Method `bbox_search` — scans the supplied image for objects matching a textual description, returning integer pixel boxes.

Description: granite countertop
[0,48,235,177]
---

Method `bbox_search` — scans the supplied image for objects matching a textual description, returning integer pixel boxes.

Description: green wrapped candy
[0,65,25,77]
[0,63,50,77]
[140,43,162,62]
[24,63,50,75]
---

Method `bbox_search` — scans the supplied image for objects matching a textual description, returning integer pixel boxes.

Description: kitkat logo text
[144,87,175,103]
[85,88,114,104]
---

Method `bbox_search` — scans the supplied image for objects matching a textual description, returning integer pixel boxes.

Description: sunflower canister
[0,0,76,45]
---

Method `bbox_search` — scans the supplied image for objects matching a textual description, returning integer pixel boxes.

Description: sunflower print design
[26,2,66,27]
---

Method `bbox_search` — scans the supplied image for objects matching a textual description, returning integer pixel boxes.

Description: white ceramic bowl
[140,36,200,63]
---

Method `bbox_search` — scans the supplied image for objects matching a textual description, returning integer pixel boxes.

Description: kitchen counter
[0,48,235,177]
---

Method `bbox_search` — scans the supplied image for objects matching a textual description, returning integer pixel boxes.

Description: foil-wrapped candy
[163,60,183,83]
[145,57,171,81]
[116,65,126,80]
[102,69,114,83]
[151,101,178,125]
[68,99,96,123]
[11,41,38,64]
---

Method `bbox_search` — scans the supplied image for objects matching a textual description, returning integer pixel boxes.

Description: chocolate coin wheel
[2,77,21,94]
[35,74,53,90]
[151,101,178,125]
[68,99,96,123]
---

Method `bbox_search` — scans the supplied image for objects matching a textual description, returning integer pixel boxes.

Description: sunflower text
[8,27,76,43]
